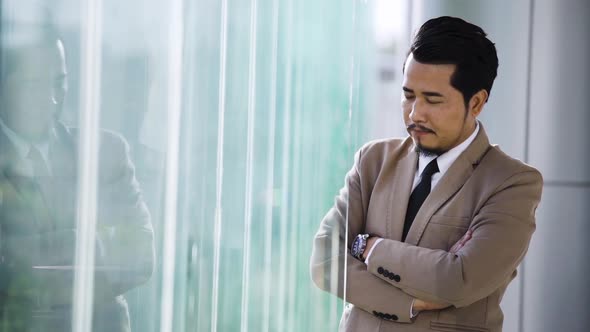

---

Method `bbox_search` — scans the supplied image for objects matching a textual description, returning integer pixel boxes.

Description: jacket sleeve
[365,169,543,308]
[310,148,415,323]
[93,132,155,296]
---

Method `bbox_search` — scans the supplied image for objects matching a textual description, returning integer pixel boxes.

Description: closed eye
[425,98,443,104]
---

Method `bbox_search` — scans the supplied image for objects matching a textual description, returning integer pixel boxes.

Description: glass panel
[172,0,374,330]
[0,1,163,331]
[0,0,373,331]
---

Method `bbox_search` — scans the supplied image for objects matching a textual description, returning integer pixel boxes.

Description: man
[310,16,543,332]
[0,37,155,331]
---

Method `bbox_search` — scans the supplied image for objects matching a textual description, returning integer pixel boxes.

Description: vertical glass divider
[262,0,280,331]
[240,0,258,331]
[341,0,359,315]
[159,0,185,330]
[211,1,229,331]
[72,0,103,331]
[277,0,294,330]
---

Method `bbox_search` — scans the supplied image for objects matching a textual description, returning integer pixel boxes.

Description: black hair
[407,16,499,106]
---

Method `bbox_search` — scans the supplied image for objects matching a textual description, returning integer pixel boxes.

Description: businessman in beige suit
[0,37,155,331]
[311,16,543,332]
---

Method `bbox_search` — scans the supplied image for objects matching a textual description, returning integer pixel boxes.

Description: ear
[468,89,488,118]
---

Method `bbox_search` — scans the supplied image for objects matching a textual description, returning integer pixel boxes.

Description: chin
[414,144,446,157]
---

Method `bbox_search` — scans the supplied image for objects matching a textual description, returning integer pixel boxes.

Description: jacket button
[391,314,398,321]
[384,314,392,320]
[393,274,401,282]
[377,267,384,274]
[372,311,378,316]
[388,273,395,280]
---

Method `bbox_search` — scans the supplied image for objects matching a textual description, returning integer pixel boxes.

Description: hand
[413,298,451,311]
[449,228,473,254]
[362,237,380,261]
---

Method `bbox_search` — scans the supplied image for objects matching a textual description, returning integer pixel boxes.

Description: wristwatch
[351,234,371,260]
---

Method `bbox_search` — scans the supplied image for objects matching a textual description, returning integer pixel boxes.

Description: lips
[407,123,435,135]
[412,129,433,136]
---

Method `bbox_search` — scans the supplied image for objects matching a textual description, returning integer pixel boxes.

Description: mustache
[407,124,435,133]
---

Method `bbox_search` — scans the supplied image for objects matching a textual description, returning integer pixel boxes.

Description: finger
[450,229,473,253]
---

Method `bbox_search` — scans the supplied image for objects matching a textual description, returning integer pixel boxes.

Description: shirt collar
[417,122,480,177]
[0,116,52,162]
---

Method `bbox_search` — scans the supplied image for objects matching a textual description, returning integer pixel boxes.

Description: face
[0,40,68,142]
[401,53,483,156]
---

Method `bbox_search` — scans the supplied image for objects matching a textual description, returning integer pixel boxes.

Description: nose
[409,100,426,123]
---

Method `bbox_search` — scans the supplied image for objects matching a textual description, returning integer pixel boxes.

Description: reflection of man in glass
[0,37,155,331]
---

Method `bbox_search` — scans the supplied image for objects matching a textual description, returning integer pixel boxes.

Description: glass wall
[0,0,374,331]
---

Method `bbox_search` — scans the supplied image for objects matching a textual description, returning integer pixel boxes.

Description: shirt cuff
[410,299,419,318]
[364,238,383,265]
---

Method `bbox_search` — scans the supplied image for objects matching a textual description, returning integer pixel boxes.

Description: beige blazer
[311,124,543,332]
[0,122,155,332]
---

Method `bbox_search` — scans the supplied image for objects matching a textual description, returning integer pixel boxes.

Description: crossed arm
[362,235,467,312]
[310,150,543,322]
[310,152,421,323]
[0,134,155,306]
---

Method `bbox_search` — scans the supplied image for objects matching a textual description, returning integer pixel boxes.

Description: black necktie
[402,158,439,241]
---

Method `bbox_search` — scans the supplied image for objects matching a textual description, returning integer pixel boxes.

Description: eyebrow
[402,86,444,98]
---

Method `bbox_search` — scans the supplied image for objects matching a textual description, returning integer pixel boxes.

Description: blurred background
[0,0,588,331]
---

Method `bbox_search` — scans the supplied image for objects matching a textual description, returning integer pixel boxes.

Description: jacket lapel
[387,143,417,241]
[0,129,30,195]
[0,122,76,232]
[0,129,54,231]
[404,123,492,245]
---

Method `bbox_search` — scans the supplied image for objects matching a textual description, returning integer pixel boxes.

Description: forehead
[403,53,455,91]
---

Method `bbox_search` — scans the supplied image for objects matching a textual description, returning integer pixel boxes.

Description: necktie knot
[422,158,439,179]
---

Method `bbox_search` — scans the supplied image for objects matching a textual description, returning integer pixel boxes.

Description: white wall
[524,0,590,331]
